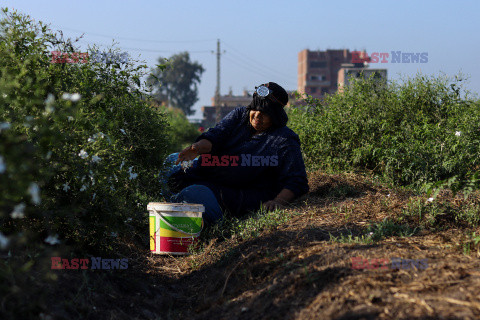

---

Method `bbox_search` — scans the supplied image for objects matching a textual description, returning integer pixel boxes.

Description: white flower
[78,150,88,159]
[0,232,9,250]
[61,93,81,102]
[28,182,41,205]
[62,183,70,192]
[80,185,87,191]
[181,160,193,171]
[44,234,60,245]
[67,116,74,121]
[44,93,55,106]
[129,172,138,180]
[2,93,7,98]
[120,129,126,135]
[46,151,52,159]
[128,166,138,180]
[91,155,101,163]
[387,193,391,197]
[93,132,105,139]
[70,93,81,102]
[125,217,132,222]
[0,155,6,174]
[92,193,96,200]
[455,131,462,136]
[427,197,434,202]
[0,122,11,131]
[45,105,55,114]
[10,203,26,219]
[120,161,125,170]
[87,137,95,143]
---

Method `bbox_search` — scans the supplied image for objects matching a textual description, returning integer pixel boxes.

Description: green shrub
[289,73,480,188]
[0,8,170,254]
[0,8,174,318]
[158,105,200,153]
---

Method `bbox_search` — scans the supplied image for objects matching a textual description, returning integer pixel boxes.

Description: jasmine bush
[289,73,480,189]
[0,8,170,254]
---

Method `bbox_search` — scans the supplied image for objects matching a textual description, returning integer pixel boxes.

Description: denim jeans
[161,153,223,224]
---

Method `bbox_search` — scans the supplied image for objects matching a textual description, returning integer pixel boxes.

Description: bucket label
[148,203,204,254]
[159,216,202,234]
[159,236,196,254]
[149,216,156,251]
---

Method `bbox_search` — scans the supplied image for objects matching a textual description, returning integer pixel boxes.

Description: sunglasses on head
[255,85,285,106]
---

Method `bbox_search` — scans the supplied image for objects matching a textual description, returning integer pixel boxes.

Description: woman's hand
[175,139,213,165]
[263,199,286,211]
[262,189,296,212]
[176,144,200,165]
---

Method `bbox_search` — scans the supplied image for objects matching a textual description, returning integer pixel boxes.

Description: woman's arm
[176,107,246,164]
[175,139,212,164]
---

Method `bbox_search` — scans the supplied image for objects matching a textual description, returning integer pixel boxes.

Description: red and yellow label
[149,216,156,252]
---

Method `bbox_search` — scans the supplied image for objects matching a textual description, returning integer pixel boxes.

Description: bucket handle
[153,208,203,237]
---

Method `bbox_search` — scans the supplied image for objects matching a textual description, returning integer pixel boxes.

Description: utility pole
[214,39,225,123]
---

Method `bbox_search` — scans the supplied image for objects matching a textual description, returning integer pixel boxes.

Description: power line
[226,49,294,81]
[222,41,294,79]
[75,39,212,54]
[50,24,216,44]
[223,55,296,88]
[224,50,294,84]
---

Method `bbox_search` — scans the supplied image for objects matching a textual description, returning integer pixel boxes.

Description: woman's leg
[171,184,223,224]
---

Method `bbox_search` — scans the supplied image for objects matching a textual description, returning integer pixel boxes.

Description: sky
[2,0,479,119]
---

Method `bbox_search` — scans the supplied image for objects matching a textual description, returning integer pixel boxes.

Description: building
[213,89,253,107]
[201,89,252,128]
[297,49,369,98]
[337,64,387,92]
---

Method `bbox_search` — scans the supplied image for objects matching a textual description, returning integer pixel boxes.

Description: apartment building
[297,49,369,98]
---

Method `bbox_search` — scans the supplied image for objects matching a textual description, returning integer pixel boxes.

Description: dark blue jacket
[170,106,309,216]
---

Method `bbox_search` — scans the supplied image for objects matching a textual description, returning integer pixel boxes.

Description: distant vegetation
[157,104,200,154]
[289,73,480,194]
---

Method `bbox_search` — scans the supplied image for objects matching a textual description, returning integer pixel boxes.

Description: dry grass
[37,170,480,319]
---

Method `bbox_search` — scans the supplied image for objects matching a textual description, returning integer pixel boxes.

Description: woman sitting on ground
[165,82,309,224]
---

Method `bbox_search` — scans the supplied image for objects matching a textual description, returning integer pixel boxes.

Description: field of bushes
[1,8,479,320]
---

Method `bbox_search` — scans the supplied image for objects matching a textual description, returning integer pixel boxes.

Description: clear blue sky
[2,0,479,118]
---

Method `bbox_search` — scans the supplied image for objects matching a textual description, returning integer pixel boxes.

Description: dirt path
[91,172,480,320]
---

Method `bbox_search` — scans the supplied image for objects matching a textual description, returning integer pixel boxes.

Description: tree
[148,52,205,116]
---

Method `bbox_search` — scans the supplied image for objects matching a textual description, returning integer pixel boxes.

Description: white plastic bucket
[147,202,204,255]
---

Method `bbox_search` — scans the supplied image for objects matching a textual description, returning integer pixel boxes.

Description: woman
[165,82,309,224]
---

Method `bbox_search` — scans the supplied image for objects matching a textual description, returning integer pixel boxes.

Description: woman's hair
[244,82,289,130]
